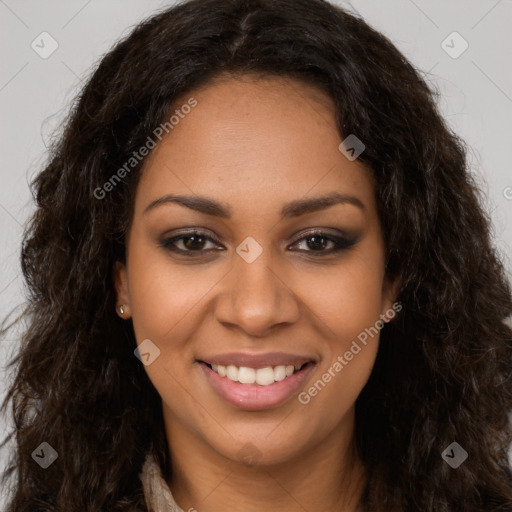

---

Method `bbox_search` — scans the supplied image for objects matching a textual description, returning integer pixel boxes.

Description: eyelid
[287,229,358,253]
[159,227,358,257]
[161,227,223,244]
[289,227,354,244]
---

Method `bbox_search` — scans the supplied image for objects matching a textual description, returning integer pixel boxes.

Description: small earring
[119,305,125,315]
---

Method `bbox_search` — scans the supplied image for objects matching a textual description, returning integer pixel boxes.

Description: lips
[198,351,315,369]
[197,352,317,410]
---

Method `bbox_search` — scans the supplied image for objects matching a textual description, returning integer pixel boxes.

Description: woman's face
[115,75,398,465]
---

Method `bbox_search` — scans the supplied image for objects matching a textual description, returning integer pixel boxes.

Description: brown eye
[160,231,222,256]
[303,234,332,251]
[181,234,208,251]
[291,231,357,254]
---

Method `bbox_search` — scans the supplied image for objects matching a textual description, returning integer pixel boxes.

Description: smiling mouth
[198,359,316,410]
[202,362,312,386]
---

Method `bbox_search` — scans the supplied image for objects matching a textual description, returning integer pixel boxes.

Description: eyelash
[159,229,357,257]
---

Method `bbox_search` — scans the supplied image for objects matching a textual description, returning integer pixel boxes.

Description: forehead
[135,75,376,219]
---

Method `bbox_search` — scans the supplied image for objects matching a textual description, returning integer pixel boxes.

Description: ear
[113,260,130,314]
[380,273,401,322]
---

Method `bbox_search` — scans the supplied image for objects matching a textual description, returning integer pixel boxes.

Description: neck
[164,410,366,512]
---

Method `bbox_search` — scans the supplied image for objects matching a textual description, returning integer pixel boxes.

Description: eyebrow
[143,191,365,218]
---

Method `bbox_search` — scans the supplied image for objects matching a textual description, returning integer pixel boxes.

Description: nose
[214,246,300,337]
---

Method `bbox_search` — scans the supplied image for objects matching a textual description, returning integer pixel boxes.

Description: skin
[114,74,399,512]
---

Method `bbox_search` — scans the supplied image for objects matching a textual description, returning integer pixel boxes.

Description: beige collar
[140,452,184,512]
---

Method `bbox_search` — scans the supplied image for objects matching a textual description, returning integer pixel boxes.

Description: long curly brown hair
[2,0,512,510]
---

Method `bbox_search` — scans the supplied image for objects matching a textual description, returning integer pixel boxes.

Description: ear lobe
[113,260,130,306]
[381,274,401,320]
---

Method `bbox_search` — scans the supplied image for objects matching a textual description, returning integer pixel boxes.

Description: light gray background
[1,0,511,506]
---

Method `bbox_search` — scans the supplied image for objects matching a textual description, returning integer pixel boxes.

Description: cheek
[126,236,221,346]
[125,240,218,398]
[308,277,382,372]
[295,246,385,415]
[125,248,212,415]
[296,279,382,433]
[303,245,386,348]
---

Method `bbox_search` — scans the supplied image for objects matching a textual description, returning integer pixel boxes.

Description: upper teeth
[211,364,302,386]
